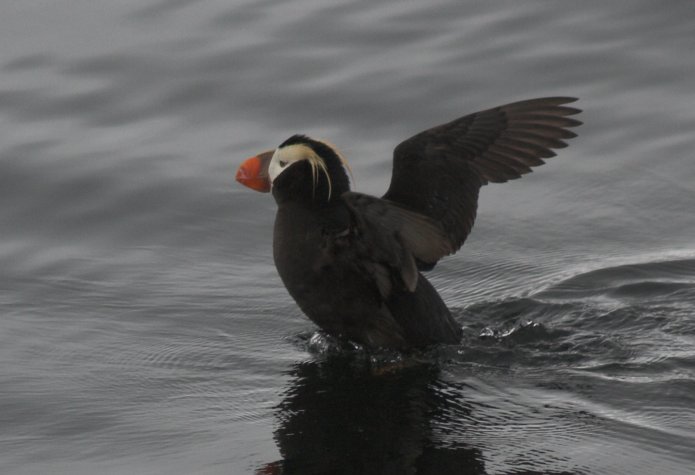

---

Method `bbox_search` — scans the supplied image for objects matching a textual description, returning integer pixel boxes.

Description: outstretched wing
[382,97,581,263]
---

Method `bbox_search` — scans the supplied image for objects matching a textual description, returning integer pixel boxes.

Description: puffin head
[236,135,352,204]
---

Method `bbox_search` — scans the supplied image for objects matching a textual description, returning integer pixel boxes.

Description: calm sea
[1,1,694,474]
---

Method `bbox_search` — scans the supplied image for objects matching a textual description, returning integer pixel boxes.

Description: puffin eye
[279,160,288,167]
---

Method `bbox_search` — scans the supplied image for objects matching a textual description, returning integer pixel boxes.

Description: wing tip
[532,96,579,105]
[504,96,581,114]
[549,96,579,104]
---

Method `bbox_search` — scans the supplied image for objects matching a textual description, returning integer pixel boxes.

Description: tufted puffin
[236,97,581,350]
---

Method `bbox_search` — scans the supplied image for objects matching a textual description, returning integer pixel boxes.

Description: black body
[272,191,460,348]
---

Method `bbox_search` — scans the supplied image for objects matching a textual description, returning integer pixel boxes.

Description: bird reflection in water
[256,352,485,475]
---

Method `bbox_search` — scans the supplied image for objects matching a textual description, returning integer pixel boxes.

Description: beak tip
[236,152,272,193]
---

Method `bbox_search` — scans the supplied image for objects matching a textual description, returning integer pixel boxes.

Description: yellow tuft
[320,140,355,188]
[278,141,353,201]
[306,150,332,200]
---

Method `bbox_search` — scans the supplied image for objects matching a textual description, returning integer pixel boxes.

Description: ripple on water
[537,257,695,303]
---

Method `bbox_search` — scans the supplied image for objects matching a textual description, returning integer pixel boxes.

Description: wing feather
[382,97,581,265]
[342,192,454,285]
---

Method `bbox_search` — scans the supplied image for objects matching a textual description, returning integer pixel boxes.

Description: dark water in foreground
[2,1,695,474]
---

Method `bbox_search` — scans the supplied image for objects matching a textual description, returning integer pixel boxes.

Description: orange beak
[236,150,274,192]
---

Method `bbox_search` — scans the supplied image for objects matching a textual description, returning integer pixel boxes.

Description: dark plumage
[236,97,581,350]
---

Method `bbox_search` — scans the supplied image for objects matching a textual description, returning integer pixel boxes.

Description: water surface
[1,1,695,474]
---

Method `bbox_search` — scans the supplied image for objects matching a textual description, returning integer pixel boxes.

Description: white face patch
[268,144,314,183]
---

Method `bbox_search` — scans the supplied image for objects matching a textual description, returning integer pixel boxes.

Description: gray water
[2,1,695,474]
